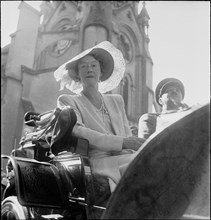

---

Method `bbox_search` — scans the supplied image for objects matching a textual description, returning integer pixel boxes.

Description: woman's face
[78,55,102,89]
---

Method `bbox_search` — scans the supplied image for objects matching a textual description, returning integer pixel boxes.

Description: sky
[1,1,210,106]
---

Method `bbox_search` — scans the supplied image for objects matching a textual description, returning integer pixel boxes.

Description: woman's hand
[122,136,146,151]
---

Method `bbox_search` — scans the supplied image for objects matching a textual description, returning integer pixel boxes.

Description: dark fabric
[50,107,77,155]
[92,174,111,207]
[90,174,111,219]
[15,107,77,158]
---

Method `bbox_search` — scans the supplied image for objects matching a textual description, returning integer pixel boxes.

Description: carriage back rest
[2,155,68,208]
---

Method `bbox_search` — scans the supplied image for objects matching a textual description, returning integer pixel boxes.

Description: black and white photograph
[1,1,210,219]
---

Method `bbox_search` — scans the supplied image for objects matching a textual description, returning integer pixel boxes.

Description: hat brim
[65,48,114,82]
[54,41,125,94]
[155,78,185,106]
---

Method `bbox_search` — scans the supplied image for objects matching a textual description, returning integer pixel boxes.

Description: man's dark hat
[155,78,185,106]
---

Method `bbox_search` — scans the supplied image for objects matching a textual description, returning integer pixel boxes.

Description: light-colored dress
[57,93,137,191]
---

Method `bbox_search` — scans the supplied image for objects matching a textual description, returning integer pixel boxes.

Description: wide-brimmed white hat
[54,41,125,94]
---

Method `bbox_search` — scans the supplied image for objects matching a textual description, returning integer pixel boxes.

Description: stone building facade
[1,1,153,163]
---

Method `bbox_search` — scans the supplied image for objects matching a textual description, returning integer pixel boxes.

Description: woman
[54,41,145,192]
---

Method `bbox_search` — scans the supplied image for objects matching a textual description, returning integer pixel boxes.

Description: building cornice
[21,65,58,75]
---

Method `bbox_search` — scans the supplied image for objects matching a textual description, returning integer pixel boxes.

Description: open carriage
[1,103,210,219]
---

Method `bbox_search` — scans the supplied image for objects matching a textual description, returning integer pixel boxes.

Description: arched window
[120,74,133,115]
[122,77,129,114]
[117,32,133,64]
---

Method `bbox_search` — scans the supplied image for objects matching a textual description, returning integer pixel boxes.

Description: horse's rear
[103,103,210,219]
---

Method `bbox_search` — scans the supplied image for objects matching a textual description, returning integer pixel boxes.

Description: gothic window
[123,77,129,114]
[117,32,133,63]
[120,75,132,115]
[48,20,73,57]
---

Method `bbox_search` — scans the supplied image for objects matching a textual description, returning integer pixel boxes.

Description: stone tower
[1,1,153,163]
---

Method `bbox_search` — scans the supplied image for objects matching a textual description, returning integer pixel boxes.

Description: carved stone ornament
[48,40,72,57]
[48,24,74,57]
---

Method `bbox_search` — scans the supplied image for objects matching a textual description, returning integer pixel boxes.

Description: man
[134,78,209,220]
[138,78,190,139]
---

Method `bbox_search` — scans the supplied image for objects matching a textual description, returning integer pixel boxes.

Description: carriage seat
[7,107,111,210]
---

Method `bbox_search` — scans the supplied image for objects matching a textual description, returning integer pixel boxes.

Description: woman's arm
[73,125,123,151]
[57,95,123,152]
